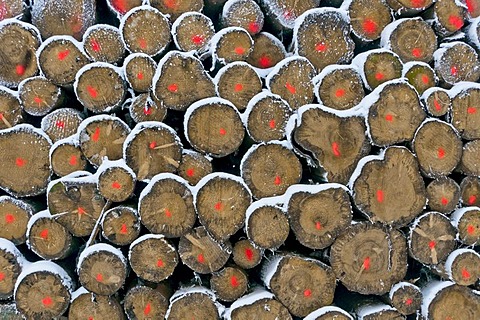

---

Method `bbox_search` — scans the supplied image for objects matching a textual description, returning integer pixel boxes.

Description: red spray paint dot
[230,276,239,287]
[234,83,244,92]
[143,106,152,115]
[165,208,172,218]
[197,253,205,263]
[86,85,98,98]
[42,296,52,307]
[462,268,471,279]
[96,273,103,282]
[315,42,327,52]
[376,190,384,203]
[331,142,341,157]
[411,0,425,7]
[429,240,436,249]
[5,214,15,224]
[468,195,477,204]
[90,38,101,52]
[111,0,128,14]
[186,168,195,177]
[214,202,223,211]
[269,119,276,129]
[57,50,70,61]
[385,114,394,122]
[88,317,93,320]
[434,99,442,111]
[258,55,272,68]
[219,128,227,136]
[0,273,4,281]
[235,47,245,55]
[412,48,422,58]
[34,96,43,104]
[303,289,312,297]
[315,221,322,230]
[40,229,49,239]
[245,248,254,261]
[467,224,475,234]
[144,303,151,315]
[362,19,377,34]
[15,64,25,76]
[164,0,178,9]
[149,141,157,149]
[120,223,128,234]
[92,127,100,142]
[285,82,296,94]
[335,88,345,98]
[283,10,293,19]
[191,34,204,45]
[111,181,121,189]
[55,120,65,129]
[421,75,430,84]
[15,158,26,167]
[157,259,164,268]
[0,113,3,120]
[249,22,260,33]
[137,72,144,80]
[449,15,464,30]
[375,73,384,81]
[363,257,371,270]
[468,107,476,114]
[78,207,86,215]
[69,155,77,166]
[274,175,282,186]
[168,83,178,93]
[405,298,413,305]
[437,148,446,159]
[466,0,476,13]
[441,197,449,206]
[451,66,458,76]
[139,38,147,49]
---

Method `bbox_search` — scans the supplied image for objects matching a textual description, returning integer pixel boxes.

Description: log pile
[0,0,479,319]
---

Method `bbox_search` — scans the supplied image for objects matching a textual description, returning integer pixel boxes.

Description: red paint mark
[434,99,442,111]
[245,248,254,261]
[421,75,430,84]
[274,175,281,186]
[412,48,422,58]
[466,0,476,14]
[448,15,464,30]
[411,0,425,7]
[191,34,204,45]
[468,107,476,114]
[0,273,4,281]
[468,195,477,204]
[315,221,321,230]
[385,114,394,122]
[78,207,86,215]
[429,240,436,249]
[283,10,293,20]
[331,142,341,157]
[88,317,93,320]
[90,38,101,52]
[467,224,475,234]
[111,0,128,14]
[197,253,205,263]
[165,208,172,218]
[42,296,52,307]
[335,88,345,98]
[143,106,152,115]
[34,97,43,104]
[446,317,453,320]
[69,155,77,166]
[168,83,178,93]
[149,141,157,149]
[144,303,151,315]
[157,259,164,267]
[96,273,103,282]
[375,73,384,81]
[186,168,195,177]
[15,64,25,76]
[234,83,243,92]
[5,214,14,224]
[57,50,70,61]
[462,268,471,279]
[230,275,239,287]
[92,127,100,142]
[437,147,446,159]
[40,229,49,239]
[87,85,98,98]
[249,22,260,33]
[120,223,127,234]
[15,158,26,167]
[258,55,272,68]
[137,72,144,80]
[55,120,65,129]
[164,0,178,9]
[219,128,227,136]
[214,201,223,211]
[269,119,276,129]
[362,19,377,34]
[451,66,458,76]
[405,298,413,305]
[235,47,245,55]
[111,181,121,189]
[363,257,371,270]
[285,82,296,94]
[376,190,384,203]
[315,42,327,52]
[139,38,147,49]
[0,114,2,120]
[441,197,449,206]
[303,289,312,297]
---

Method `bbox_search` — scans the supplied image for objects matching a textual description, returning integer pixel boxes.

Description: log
[14,261,73,320]
[68,288,125,320]
[244,92,292,143]
[460,176,480,206]
[195,173,252,241]
[284,184,353,250]
[451,207,480,245]
[388,282,423,316]
[343,0,392,42]
[82,24,125,64]
[214,62,262,111]
[41,108,84,143]
[432,0,467,36]
[129,234,178,283]
[177,149,213,185]
[304,306,353,320]
[178,226,231,274]
[18,76,63,117]
[101,205,140,246]
[222,0,264,35]
[0,124,52,197]
[153,51,216,111]
[293,8,355,71]
[124,53,157,93]
[232,239,262,269]
[444,249,480,286]
[129,92,168,124]
[210,266,248,302]
[263,255,336,317]
[380,18,437,63]
[258,0,321,31]
[313,65,365,111]
[47,172,106,237]
[352,49,403,91]
[386,0,433,15]
[266,56,316,110]
[119,5,171,56]
[106,0,142,17]
[124,285,169,320]
[450,82,480,140]
[26,211,74,260]
[0,19,41,88]
[124,122,182,181]
[463,0,480,19]
[459,139,480,175]
[76,243,127,296]
[97,159,136,203]
[166,287,221,320]
[184,98,244,158]
[0,196,33,245]
[150,0,204,21]
[0,239,24,300]
[421,87,451,117]
[241,141,302,199]
[37,36,90,87]
[434,42,480,86]
[171,12,215,54]
[330,222,408,295]
[210,27,254,66]
[50,136,88,177]
[402,61,436,95]
[0,0,24,21]
[0,86,23,130]
[246,32,286,74]
[426,177,460,214]
[356,303,404,320]
[409,211,457,265]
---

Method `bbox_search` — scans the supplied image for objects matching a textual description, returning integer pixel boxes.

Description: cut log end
[423,89,451,117]
[69,292,123,320]
[0,87,23,130]
[129,93,167,124]
[434,43,480,86]
[19,77,62,117]
[50,140,88,177]
[173,12,215,53]
[460,176,480,207]
[389,283,422,315]
[41,108,84,143]
[247,205,289,250]
[177,150,213,185]
[28,216,73,260]
[101,206,140,246]
[124,285,169,320]
[426,284,480,320]
[426,177,460,214]
[166,290,219,320]
[316,67,365,110]
[404,63,436,95]
[125,53,157,93]
[0,197,32,245]
[459,140,480,176]
[210,267,248,302]
[454,208,480,246]
[98,165,136,203]
[348,0,392,41]
[0,246,22,300]
[246,32,286,69]
[151,0,204,21]
[214,28,253,65]
[451,84,480,140]
[446,249,480,286]
[232,239,262,269]
[222,0,264,35]
[83,25,125,64]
